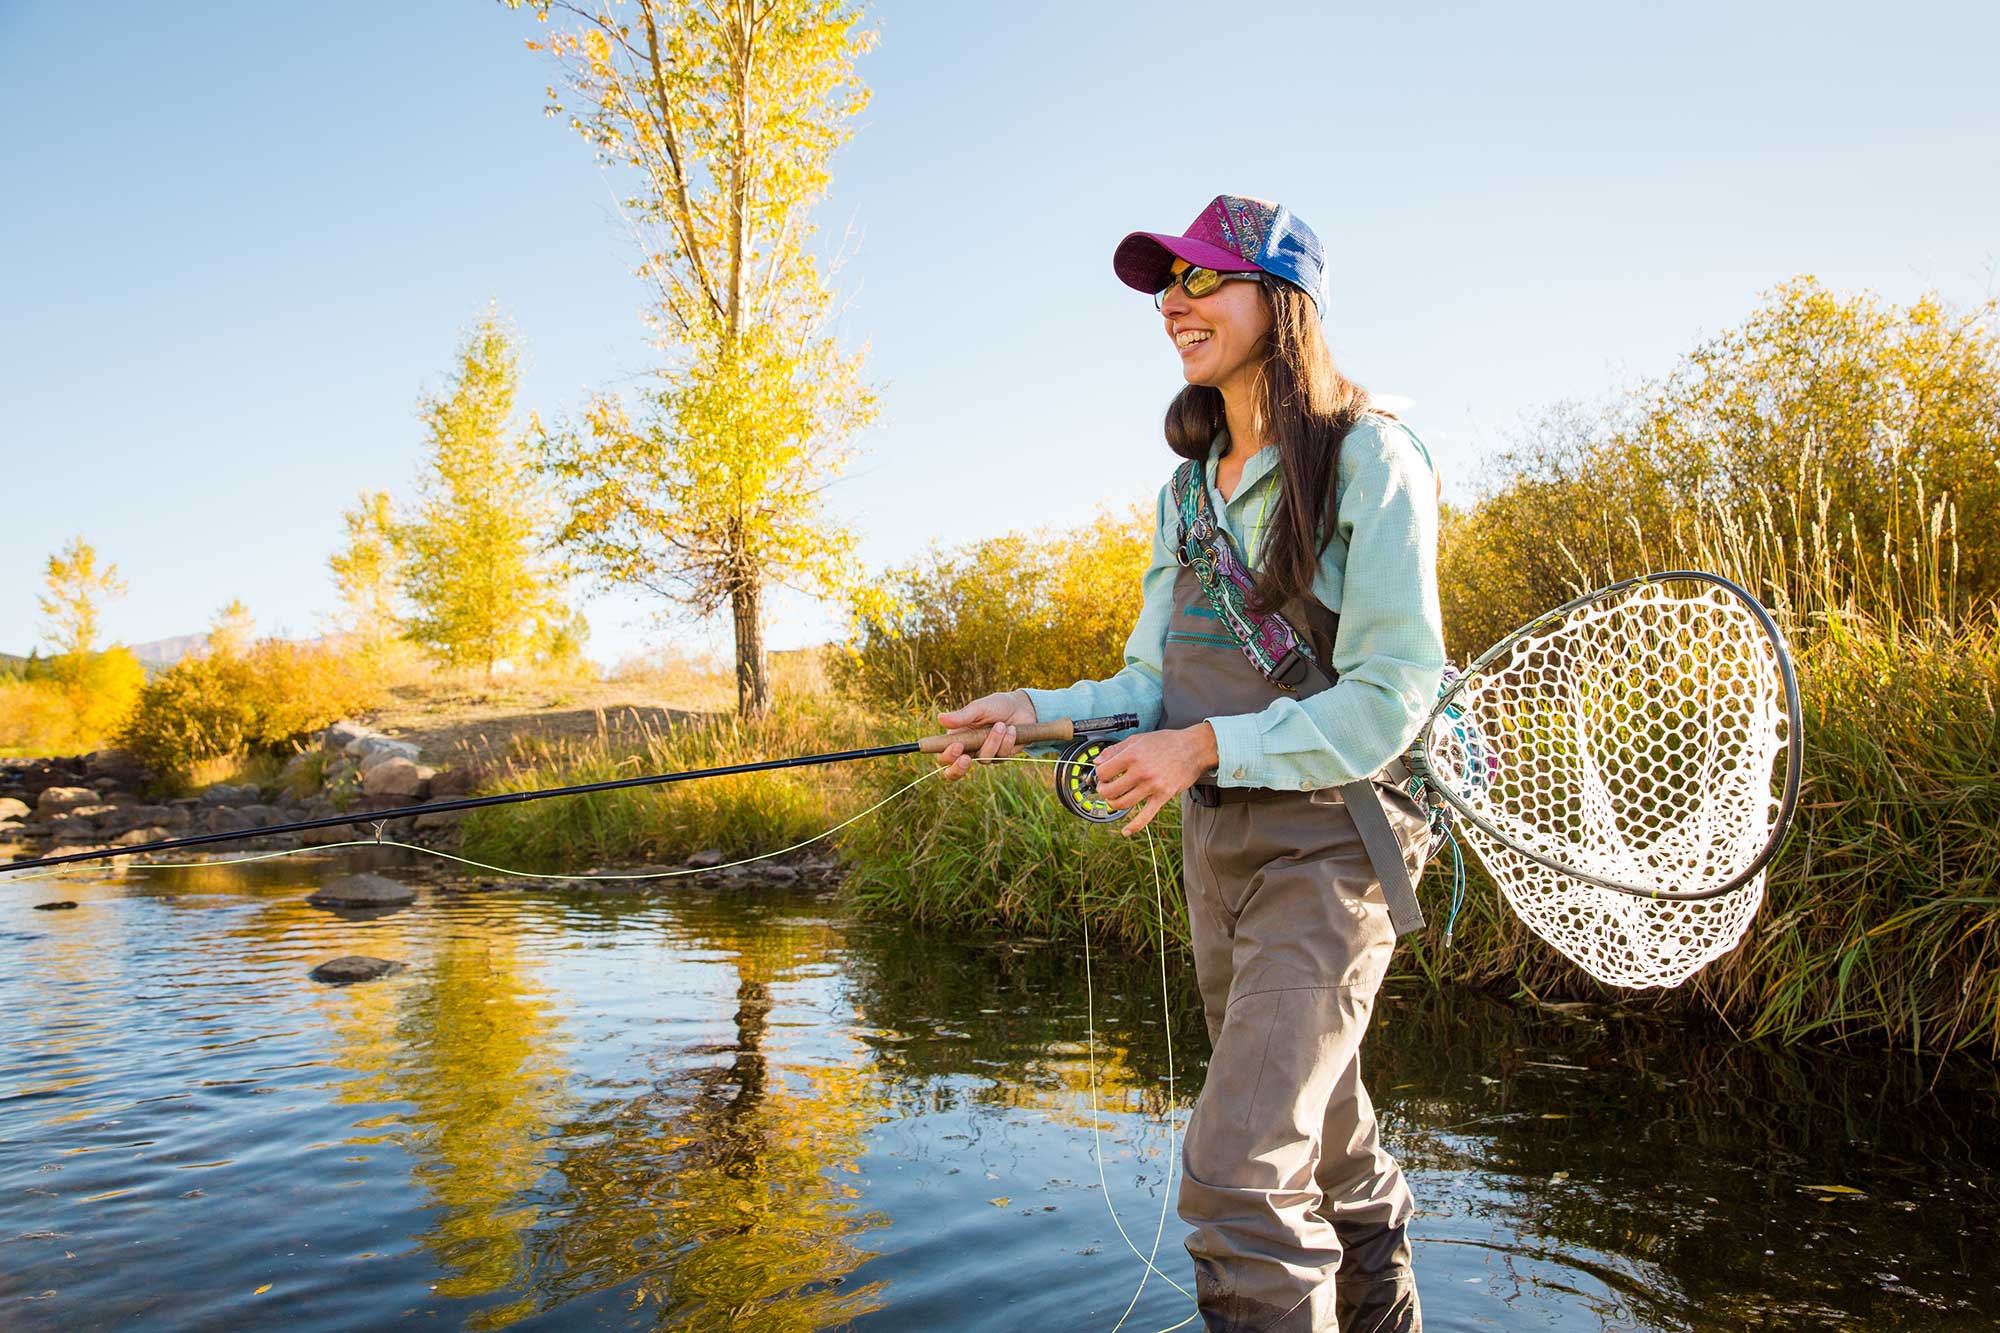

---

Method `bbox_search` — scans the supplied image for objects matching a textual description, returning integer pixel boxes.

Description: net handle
[1410,569,1805,902]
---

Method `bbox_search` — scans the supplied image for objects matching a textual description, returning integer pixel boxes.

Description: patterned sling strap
[1170,459,1427,936]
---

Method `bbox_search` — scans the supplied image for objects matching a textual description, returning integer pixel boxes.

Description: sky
[2,0,1994,667]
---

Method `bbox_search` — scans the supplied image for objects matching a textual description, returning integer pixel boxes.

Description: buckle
[1270,647,1311,692]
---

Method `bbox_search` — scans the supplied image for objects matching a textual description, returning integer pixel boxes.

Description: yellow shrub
[121,640,380,777]
[834,506,1152,708]
[0,649,146,755]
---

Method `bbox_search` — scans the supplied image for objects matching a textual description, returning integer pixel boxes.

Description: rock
[113,826,174,847]
[299,820,364,847]
[413,810,463,831]
[85,748,151,786]
[66,803,120,824]
[345,736,421,767]
[362,757,435,799]
[33,900,79,911]
[323,720,374,752]
[306,872,416,908]
[0,820,24,839]
[685,848,726,869]
[757,864,800,884]
[104,804,183,834]
[35,786,97,815]
[308,955,405,984]
[427,766,478,799]
[200,783,260,807]
[207,806,257,834]
[0,797,29,821]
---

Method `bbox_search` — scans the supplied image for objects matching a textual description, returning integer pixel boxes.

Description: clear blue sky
[3,1,1994,665]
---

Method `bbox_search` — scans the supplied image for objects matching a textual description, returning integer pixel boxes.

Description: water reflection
[1,855,1996,1330]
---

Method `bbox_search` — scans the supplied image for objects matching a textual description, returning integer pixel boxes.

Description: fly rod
[0,713,1140,877]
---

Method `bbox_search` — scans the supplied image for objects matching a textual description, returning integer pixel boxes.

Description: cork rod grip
[917,719,1076,754]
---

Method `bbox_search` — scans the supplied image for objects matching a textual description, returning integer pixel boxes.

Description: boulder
[345,735,421,767]
[35,786,97,815]
[685,848,726,869]
[0,820,24,839]
[427,766,478,799]
[66,803,120,824]
[323,720,374,752]
[306,872,416,908]
[200,783,261,807]
[85,748,151,786]
[114,826,174,847]
[208,800,262,832]
[308,955,405,984]
[362,758,435,800]
[299,820,364,847]
[0,797,29,821]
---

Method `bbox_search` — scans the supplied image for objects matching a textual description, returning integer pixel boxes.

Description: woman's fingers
[936,740,968,778]
[976,721,1013,764]
[1120,794,1163,837]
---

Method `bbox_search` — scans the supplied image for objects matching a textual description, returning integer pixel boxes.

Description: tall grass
[839,755,1187,952]
[458,690,892,870]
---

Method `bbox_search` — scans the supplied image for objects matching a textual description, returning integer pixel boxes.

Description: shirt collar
[1204,430,1281,502]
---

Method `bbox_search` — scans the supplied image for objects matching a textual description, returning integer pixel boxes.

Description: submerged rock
[306,873,416,908]
[308,955,405,984]
[32,900,78,911]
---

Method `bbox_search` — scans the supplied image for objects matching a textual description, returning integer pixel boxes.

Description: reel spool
[1054,735,1122,824]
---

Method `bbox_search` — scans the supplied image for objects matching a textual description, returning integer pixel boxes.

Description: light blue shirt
[1023,413,1446,790]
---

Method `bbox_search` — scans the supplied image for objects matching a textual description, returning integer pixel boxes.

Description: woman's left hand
[1092,723,1219,837]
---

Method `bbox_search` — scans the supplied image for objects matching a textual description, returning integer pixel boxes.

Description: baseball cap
[1113,194,1328,312]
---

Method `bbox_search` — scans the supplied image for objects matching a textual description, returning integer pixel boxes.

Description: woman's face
[1158,260,1273,389]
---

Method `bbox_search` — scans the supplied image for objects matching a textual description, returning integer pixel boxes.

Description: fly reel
[1054,735,1123,824]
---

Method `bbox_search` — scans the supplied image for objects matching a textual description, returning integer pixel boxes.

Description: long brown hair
[1163,276,1371,614]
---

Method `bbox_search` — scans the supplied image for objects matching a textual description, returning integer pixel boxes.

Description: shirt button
[1299,779,1313,790]
[1232,768,1246,780]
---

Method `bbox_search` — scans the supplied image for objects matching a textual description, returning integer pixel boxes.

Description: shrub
[0,648,145,755]
[834,505,1152,709]
[121,640,379,778]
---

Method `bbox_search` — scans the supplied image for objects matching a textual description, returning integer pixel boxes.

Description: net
[1423,578,1792,988]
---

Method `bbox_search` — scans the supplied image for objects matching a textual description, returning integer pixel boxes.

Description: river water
[2,850,1995,1331]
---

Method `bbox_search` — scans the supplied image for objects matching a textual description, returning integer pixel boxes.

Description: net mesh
[1424,579,1790,988]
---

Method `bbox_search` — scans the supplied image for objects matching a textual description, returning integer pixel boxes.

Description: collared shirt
[1022,413,1446,790]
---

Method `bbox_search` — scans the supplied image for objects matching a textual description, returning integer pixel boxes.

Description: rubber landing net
[1417,572,1801,989]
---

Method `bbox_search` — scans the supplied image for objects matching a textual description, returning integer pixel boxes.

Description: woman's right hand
[934,690,1038,780]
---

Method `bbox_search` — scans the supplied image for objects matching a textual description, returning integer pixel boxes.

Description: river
[2,850,1994,1330]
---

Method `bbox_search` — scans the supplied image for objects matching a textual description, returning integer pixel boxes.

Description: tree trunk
[731,576,769,717]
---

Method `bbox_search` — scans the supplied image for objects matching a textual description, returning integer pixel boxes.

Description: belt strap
[1339,779,1427,937]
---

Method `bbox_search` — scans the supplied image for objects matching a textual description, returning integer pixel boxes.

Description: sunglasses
[1154,265,1262,310]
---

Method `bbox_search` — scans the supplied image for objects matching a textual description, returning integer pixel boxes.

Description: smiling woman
[934,195,1444,1331]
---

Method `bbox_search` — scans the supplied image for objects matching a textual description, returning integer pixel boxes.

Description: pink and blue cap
[1113,194,1328,313]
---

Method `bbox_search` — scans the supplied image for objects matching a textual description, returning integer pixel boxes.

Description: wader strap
[1339,779,1427,937]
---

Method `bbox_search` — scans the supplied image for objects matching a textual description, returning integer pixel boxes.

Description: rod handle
[918,719,1077,755]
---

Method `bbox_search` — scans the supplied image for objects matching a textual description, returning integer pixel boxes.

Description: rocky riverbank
[0,719,481,862]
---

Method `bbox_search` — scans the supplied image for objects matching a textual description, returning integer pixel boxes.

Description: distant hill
[0,635,208,676]
[126,634,209,671]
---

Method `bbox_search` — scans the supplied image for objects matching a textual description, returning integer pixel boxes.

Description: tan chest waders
[1164,458,1425,1333]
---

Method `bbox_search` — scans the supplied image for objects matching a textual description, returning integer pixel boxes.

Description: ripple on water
[1,853,1997,1330]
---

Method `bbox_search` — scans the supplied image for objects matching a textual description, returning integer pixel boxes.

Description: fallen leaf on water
[253,1284,271,1295]
[1800,1184,1866,1195]
[988,1196,1010,1208]
[1539,1113,1568,1120]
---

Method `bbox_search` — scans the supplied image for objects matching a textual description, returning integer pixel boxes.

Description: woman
[937,195,1443,1333]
